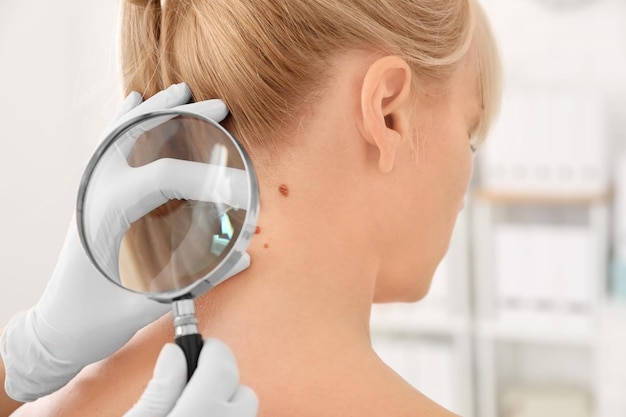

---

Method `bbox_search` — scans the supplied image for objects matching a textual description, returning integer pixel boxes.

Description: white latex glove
[124,339,258,417]
[0,83,250,402]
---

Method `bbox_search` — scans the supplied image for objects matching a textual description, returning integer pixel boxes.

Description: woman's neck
[193,199,388,415]
[195,198,379,353]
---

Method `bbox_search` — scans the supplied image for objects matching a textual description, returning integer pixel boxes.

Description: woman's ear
[360,56,412,174]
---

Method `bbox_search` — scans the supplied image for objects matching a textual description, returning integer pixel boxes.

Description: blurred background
[1,1,625,416]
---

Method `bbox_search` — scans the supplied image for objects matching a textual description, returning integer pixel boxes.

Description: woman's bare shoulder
[379,381,461,417]
[360,361,461,417]
[248,353,461,417]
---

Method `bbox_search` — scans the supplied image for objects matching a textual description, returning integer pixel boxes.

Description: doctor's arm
[0,340,22,416]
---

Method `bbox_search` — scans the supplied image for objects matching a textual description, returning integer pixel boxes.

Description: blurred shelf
[370,313,471,337]
[475,317,595,347]
[474,188,611,206]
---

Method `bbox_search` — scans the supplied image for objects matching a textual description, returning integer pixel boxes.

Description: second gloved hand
[124,339,258,417]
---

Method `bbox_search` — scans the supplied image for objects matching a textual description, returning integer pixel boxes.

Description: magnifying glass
[76,110,259,379]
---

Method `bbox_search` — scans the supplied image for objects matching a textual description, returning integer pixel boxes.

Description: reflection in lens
[119,201,246,293]
[82,113,251,295]
[118,115,247,293]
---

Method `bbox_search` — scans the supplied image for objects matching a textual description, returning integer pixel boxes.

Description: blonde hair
[121,0,501,150]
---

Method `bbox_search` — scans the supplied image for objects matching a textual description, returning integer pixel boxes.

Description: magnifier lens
[80,113,253,297]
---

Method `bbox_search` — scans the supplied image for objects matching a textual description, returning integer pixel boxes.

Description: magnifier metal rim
[76,109,260,302]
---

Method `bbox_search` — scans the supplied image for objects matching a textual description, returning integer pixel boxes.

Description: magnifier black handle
[175,333,204,381]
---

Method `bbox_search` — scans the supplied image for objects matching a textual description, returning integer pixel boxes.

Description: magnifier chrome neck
[172,299,199,337]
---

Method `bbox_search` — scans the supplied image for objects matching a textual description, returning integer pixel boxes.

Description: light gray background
[0,1,120,325]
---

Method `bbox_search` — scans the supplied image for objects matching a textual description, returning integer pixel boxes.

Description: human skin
[13,47,482,417]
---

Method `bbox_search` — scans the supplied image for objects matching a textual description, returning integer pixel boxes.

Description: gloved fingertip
[169,82,191,98]
[230,385,259,411]
[203,99,229,121]
[162,82,192,107]
[123,92,143,112]
[109,91,144,126]
[198,338,238,368]
[172,81,190,91]
[240,252,251,268]
[153,343,186,377]
[125,91,143,104]
[226,253,250,278]
[158,342,185,361]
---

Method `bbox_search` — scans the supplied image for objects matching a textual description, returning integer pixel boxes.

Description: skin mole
[278,184,289,197]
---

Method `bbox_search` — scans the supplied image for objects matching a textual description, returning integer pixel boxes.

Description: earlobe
[360,56,413,174]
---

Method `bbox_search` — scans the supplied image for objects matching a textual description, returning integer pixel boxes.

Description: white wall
[0,1,120,325]
[480,0,626,154]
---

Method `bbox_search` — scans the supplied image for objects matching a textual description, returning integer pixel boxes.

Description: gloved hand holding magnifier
[76,88,259,380]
